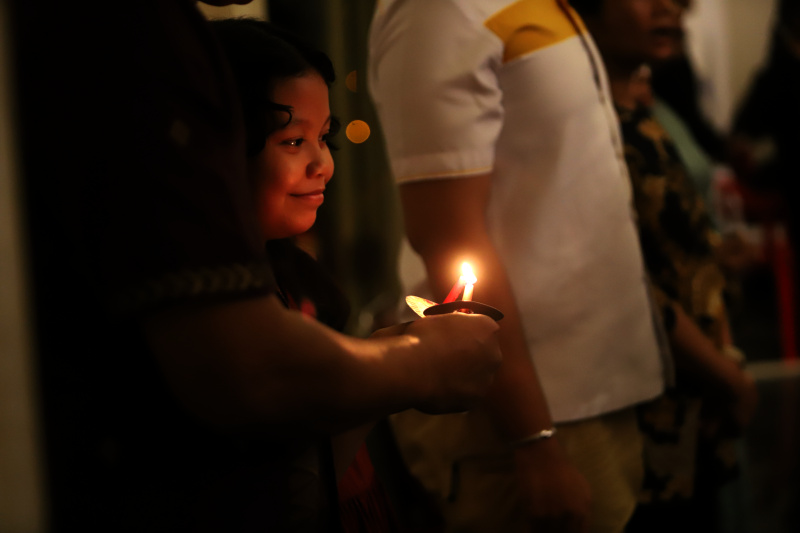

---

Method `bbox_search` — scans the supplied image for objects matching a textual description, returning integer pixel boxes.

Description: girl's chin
[286,220,318,240]
[261,213,318,241]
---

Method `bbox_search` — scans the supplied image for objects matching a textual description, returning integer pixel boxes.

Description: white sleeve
[367,0,505,183]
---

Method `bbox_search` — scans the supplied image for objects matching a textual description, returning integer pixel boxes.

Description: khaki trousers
[390,407,644,533]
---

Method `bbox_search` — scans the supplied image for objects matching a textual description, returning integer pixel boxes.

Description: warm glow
[460,262,477,285]
[346,120,371,144]
[444,262,477,303]
[461,262,476,302]
[461,284,474,302]
[345,70,358,92]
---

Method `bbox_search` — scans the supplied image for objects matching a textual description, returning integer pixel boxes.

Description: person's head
[572,0,686,74]
[213,18,338,240]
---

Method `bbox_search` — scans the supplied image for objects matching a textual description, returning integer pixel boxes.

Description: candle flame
[460,262,476,302]
[461,262,477,285]
[444,262,478,304]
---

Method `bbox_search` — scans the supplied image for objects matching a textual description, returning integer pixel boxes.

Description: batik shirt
[618,104,739,502]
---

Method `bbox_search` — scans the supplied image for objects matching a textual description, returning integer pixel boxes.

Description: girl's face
[251,72,334,241]
[590,0,685,68]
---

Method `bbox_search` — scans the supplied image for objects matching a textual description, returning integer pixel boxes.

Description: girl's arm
[143,293,502,436]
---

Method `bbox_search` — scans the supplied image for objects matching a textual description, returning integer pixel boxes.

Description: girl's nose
[307,145,334,180]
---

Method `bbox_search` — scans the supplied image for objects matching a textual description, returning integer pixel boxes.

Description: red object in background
[765,225,797,361]
[338,444,397,533]
[713,170,797,361]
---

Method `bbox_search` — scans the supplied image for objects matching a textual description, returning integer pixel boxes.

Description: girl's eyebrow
[288,114,332,126]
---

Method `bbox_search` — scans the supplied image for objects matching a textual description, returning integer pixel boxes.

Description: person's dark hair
[212,18,339,156]
[570,0,603,18]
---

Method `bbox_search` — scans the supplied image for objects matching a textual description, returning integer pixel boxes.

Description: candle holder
[405,262,502,321]
[406,295,504,322]
[425,300,504,321]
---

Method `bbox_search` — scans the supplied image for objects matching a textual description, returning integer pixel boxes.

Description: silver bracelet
[510,427,557,448]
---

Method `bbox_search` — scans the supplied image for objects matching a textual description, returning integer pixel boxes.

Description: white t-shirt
[369,0,666,423]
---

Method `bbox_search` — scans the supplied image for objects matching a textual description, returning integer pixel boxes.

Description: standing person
[211,17,410,532]
[368,1,669,532]
[13,1,502,532]
[572,1,758,531]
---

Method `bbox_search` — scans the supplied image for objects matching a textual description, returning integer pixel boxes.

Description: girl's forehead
[273,74,330,109]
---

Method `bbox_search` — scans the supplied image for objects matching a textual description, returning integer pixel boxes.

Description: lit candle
[443,277,465,303]
[460,263,476,302]
[443,262,477,303]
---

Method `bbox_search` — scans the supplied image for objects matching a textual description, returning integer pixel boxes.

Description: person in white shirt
[368,1,670,531]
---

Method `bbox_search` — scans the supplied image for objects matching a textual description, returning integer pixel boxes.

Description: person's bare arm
[401,175,591,533]
[143,293,501,436]
[667,303,758,432]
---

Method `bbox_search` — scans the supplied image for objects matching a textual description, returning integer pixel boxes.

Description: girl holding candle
[212,18,501,532]
[23,4,501,531]
[212,18,390,531]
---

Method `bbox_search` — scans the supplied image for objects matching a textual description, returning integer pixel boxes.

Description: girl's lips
[291,191,325,205]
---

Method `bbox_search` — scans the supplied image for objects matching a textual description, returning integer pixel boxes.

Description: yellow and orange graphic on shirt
[484,0,588,62]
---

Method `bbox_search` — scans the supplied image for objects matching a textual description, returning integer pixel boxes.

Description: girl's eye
[285,138,304,147]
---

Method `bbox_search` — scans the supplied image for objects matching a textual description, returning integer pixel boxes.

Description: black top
[13,1,343,530]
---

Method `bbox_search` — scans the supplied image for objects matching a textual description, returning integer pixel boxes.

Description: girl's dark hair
[212,18,338,156]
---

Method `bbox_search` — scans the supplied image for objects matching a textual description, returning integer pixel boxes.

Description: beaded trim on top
[111,261,275,315]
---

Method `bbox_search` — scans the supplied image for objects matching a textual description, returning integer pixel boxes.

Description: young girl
[213,18,398,532]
